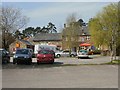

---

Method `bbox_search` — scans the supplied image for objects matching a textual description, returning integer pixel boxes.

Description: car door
[62,50,70,57]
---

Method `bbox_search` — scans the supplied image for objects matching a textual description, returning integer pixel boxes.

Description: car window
[80,50,87,53]
[16,49,29,54]
[2,50,7,55]
[38,50,50,54]
[0,50,2,56]
[63,51,69,53]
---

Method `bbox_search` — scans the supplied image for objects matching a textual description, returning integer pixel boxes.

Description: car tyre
[28,59,32,65]
[27,61,32,65]
[13,59,16,64]
[4,60,7,64]
[17,60,20,65]
[71,54,74,57]
[37,61,39,65]
[57,54,61,58]
[50,60,54,64]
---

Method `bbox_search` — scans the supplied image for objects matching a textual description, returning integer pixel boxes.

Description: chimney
[64,24,66,28]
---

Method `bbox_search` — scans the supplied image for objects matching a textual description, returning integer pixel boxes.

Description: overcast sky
[2,1,118,32]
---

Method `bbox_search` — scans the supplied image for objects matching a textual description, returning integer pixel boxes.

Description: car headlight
[13,55,18,58]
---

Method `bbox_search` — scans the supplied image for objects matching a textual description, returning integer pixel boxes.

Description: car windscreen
[16,49,29,54]
[0,50,7,56]
[38,50,50,54]
[80,50,87,53]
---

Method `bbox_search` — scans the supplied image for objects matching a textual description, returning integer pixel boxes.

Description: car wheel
[57,54,61,58]
[28,59,32,65]
[71,54,74,57]
[4,60,7,64]
[28,61,32,65]
[7,60,10,63]
[50,60,54,64]
[13,59,16,64]
[17,60,20,65]
[37,61,39,65]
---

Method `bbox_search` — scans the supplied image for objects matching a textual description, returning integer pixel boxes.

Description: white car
[55,50,77,58]
[77,50,89,59]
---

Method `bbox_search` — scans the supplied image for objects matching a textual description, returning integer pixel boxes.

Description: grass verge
[102,60,120,65]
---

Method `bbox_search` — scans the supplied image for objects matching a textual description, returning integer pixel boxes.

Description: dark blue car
[0,49,10,64]
[13,48,32,64]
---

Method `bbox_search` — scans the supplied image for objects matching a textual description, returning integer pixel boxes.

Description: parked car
[88,51,94,55]
[27,48,35,58]
[13,48,32,64]
[55,50,77,58]
[0,49,10,64]
[37,49,54,64]
[49,50,55,58]
[77,50,89,59]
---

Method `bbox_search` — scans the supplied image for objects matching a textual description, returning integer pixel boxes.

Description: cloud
[19,2,112,31]
[25,2,110,21]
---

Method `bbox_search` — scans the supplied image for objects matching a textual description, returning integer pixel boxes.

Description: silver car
[55,50,77,58]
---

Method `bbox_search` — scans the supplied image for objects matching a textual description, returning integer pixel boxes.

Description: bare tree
[66,13,77,26]
[0,6,29,49]
[62,13,82,52]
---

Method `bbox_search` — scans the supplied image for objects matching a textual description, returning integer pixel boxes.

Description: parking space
[1,55,118,88]
[2,65,118,88]
[1,55,113,70]
[9,55,110,64]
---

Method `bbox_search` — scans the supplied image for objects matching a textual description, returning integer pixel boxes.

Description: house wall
[33,41,62,49]
[62,35,91,51]
[9,40,26,54]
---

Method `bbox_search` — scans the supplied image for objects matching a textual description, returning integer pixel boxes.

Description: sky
[2,1,118,32]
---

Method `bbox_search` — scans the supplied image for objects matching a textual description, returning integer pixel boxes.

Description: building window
[66,37,68,41]
[81,37,85,42]
[78,37,84,42]
[71,37,74,41]
[86,36,90,40]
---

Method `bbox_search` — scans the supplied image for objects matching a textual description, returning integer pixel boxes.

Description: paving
[2,55,118,88]
[2,65,118,88]
[55,55,112,65]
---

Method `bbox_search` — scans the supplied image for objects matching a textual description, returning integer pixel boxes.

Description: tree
[14,30,23,39]
[47,22,57,33]
[66,13,77,26]
[89,3,119,60]
[20,22,57,38]
[0,6,29,50]
[89,18,107,49]
[62,13,82,52]
[22,27,35,37]
[34,27,41,35]
[0,34,2,48]
[2,32,15,49]
[41,26,49,33]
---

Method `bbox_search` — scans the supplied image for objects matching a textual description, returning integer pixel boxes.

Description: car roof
[39,49,52,51]
[16,48,29,50]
